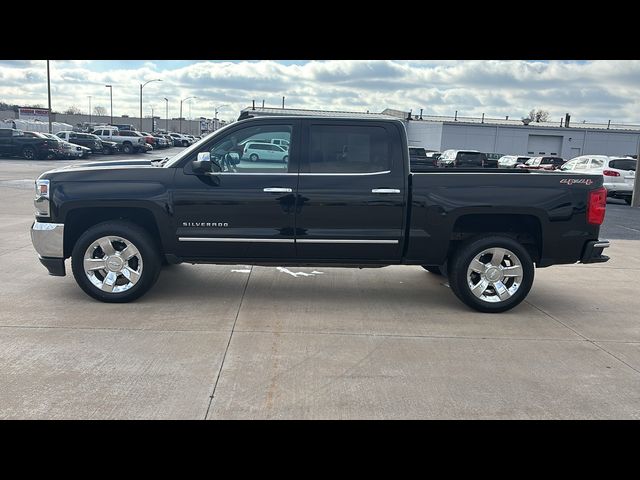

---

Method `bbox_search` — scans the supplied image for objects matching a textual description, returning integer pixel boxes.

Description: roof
[240,106,398,120]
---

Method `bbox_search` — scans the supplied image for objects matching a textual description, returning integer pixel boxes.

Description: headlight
[34,179,50,216]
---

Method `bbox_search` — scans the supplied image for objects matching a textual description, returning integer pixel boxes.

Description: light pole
[105,85,113,125]
[47,60,52,134]
[179,96,196,134]
[88,95,92,125]
[140,79,162,131]
[164,97,168,132]
[213,104,228,131]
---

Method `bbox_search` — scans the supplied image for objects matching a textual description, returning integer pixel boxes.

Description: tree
[94,106,107,116]
[63,106,81,115]
[525,109,550,123]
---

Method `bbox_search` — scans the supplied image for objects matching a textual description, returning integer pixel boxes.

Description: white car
[271,138,290,150]
[560,155,636,204]
[242,142,289,163]
[42,133,88,159]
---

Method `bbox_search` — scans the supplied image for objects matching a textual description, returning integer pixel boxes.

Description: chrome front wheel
[83,236,143,293]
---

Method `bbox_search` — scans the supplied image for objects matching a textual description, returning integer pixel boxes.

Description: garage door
[527,135,563,156]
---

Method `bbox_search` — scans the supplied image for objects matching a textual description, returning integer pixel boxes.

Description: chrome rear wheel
[467,247,523,303]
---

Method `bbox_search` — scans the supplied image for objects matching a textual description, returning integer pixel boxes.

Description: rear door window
[589,158,605,169]
[305,124,392,173]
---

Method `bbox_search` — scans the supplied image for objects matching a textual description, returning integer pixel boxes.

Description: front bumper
[580,240,610,264]
[31,222,66,276]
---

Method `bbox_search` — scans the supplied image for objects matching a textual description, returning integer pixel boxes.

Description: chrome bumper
[31,222,64,258]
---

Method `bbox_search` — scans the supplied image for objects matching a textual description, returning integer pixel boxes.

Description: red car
[139,132,156,146]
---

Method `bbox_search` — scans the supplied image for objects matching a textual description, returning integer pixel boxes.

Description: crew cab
[30,116,610,313]
[0,128,62,160]
[92,126,146,154]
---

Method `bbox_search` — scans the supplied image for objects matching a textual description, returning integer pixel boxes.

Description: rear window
[456,152,484,166]
[609,158,636,171]
[409,147,426,156]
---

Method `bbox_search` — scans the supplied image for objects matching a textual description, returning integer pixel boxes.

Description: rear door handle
[263,187,293,193]
[371,189,401,194]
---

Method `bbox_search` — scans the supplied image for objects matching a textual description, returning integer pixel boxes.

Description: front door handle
[372,189,401,194]
[263,187,293,193]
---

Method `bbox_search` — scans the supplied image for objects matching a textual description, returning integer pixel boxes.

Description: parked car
[150,134,169,148]
[40,132,86,159]
[56,131,103,154]
[0,128,62,160]
[518,156,565,171]
[498,155,530,168]
[560,155,636,205]
[31,115,610,313]
[92,126,146,154]
[168,133,192,147]
[409,146,436,168]
[271,138,290,150]
[242,141,289,163]
[437,149,486,168]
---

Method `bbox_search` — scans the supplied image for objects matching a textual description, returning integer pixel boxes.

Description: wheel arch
[63,206,164,258]
[449,213,543,264]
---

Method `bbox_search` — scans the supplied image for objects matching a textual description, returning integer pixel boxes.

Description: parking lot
[1,152,639,419]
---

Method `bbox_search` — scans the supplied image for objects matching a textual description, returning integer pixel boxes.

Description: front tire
[71,221,161,303]
[22,146,36,160]
[447,235,534,313]
[250,153,259,162]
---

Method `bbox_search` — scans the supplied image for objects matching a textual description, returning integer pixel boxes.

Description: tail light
[603,170,620,177]
[587,187,607,225]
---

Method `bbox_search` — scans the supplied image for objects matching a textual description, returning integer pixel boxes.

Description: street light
[213,104,228,132]
[179,96,196,134]
[164,97,168,132]
[140,79,162,131]
[105,85,113,125]
[88,95,92,125]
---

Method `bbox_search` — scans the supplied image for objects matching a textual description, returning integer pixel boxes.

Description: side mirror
[193,152,213,174]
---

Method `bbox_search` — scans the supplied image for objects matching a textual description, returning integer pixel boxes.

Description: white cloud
[0,60,639,123]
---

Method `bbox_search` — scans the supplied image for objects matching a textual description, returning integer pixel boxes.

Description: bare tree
[63,106,82,115]
[94,106,107,116]
[525,109,550,123]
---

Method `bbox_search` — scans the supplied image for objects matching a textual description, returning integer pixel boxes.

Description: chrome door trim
[371,188,401,194]
[296,239,398,244]
[178,237,295,243]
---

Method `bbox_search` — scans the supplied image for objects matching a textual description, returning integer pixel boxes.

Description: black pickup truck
[0,128,62,160]
[30,116,610,313]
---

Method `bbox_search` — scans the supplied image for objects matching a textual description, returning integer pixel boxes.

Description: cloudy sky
[0,60,639,124]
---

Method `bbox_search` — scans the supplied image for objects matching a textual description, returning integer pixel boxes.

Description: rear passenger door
[295,120,406,262]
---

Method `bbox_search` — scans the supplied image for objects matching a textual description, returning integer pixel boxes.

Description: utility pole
[179,96,196,134]
[88,95,92,125]
[164,98,168,132]
[105,85,113,125]
[140,79,162,131]
[47,60,52,134]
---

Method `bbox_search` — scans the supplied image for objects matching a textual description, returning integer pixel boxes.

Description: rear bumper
[580,240,610,264]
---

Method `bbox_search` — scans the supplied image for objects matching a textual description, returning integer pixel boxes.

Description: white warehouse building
[240,106,640,159]
[385,109,640,159]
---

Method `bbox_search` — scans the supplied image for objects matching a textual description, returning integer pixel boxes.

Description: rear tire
[122,143,133,154]
[282,155,288,163]
[447,235,534,313]
[250,153,259,162]
[71,221,161,303]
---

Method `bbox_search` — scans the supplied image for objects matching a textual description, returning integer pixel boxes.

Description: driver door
[172,119,299,261]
